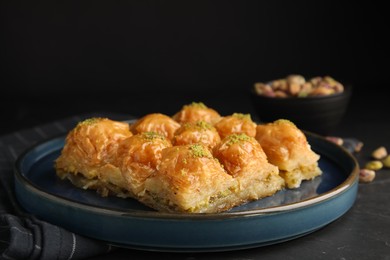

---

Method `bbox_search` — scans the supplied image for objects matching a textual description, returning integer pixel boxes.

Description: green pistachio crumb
[183,121,213,131]
[141,131,165,141]
[78,117,103,127]
[232,113,252,121]
[274,119,296,126]
[195,121,213,130]
[189,144,210,158]
[185,102,207,109]
[226,133,251,145]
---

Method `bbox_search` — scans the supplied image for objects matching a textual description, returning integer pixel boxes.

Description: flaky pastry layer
[54,106,322,213]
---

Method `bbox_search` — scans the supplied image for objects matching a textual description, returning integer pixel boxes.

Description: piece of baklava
[130,113,181,141]
[114,132,172,196]
[214,113,257,140]
[255,119,322,188]
[172,102,221,125]
[142,144,239,213]
[172,121,221,150]
[213,133,284,201]
[55,118,133,197]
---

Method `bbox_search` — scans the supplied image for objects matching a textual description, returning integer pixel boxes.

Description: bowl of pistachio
[250,74,352,135]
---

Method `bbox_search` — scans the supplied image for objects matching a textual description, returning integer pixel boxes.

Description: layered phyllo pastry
[141,144,238,213]
[172,102,221,125]
[130,113,180,141]
[114,132,172,196]
[172,121,221,149]
[255,119,322,188]
[213,134,284,201]
[55,118,133,197]
[214,113,257,139]
[55,103,322,213]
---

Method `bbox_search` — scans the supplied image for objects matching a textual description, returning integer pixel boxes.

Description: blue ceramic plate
[14,132,359,252]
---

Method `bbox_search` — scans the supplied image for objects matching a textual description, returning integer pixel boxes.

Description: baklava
[255,119,322,188]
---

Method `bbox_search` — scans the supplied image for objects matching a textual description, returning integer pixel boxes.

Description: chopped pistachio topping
[183,121,213,131]
[78,117,104,127]
[180,169,188,176]
[141,131,165,141]
[196,120,212,130]
[232,113,252,121]
[185,102,207,109]
[274,119,296,127]
[226,133,251,145]
[189,144,210,158]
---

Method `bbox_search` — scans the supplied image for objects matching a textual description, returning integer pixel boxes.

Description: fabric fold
[1,214,112,260]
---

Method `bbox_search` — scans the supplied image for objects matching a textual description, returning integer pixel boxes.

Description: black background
[1,1,388,135]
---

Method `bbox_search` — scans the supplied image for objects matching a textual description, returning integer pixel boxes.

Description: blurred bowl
[250,84,352,136]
